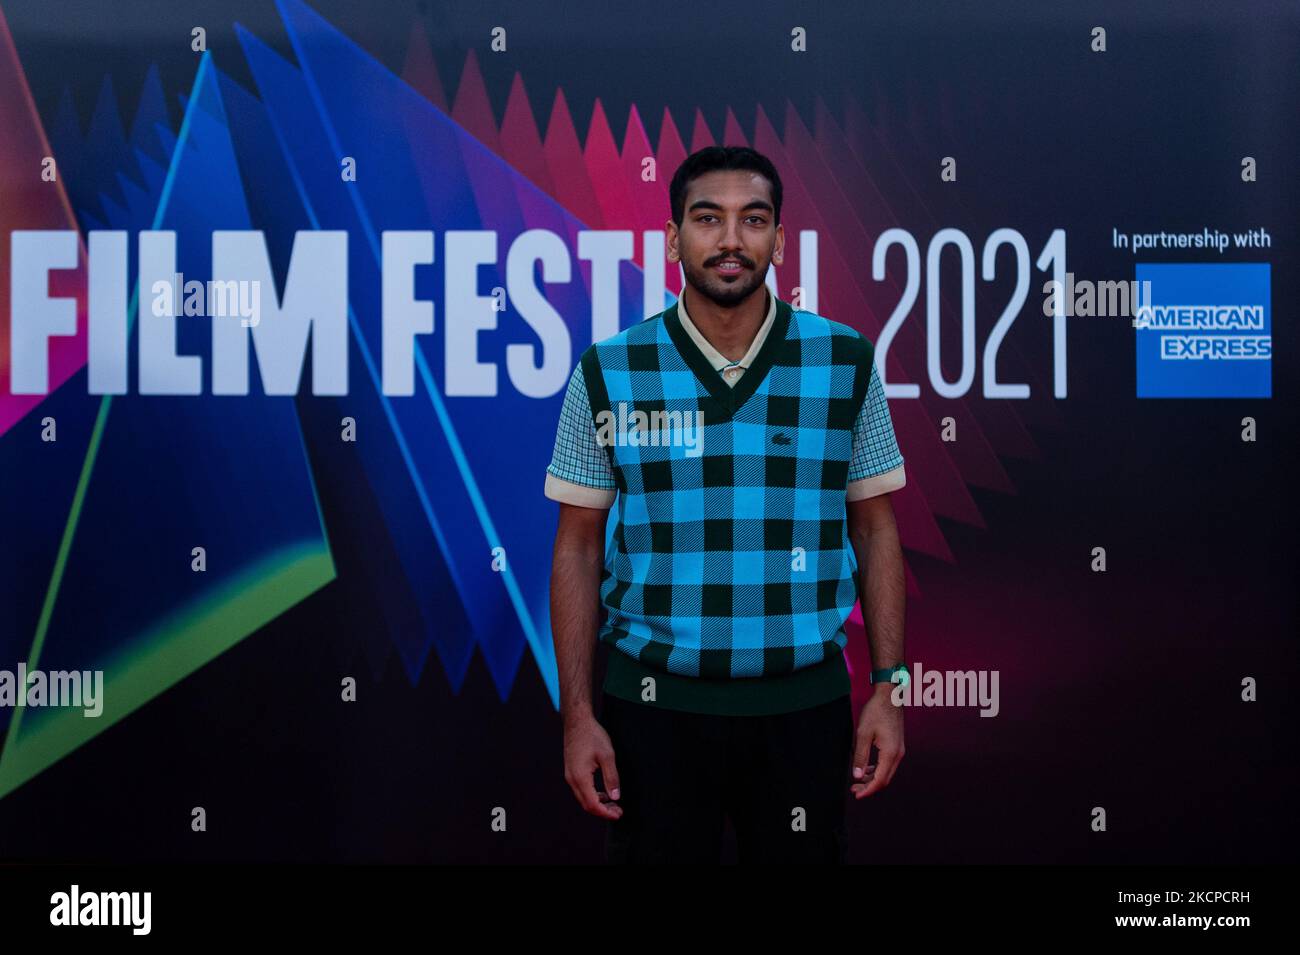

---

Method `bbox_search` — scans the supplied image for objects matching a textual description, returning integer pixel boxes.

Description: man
[545,145,908,864]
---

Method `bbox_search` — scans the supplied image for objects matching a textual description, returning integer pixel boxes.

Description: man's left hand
[849,686,905,799]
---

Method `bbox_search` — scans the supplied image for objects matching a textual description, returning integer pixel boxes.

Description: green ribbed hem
[602,643,851,716]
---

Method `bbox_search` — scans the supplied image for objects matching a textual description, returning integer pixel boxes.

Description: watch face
[892,669,910,686]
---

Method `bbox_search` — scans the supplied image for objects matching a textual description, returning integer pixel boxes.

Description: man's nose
[718,218,743,249]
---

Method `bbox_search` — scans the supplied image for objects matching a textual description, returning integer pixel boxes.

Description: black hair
[668,145,783,227]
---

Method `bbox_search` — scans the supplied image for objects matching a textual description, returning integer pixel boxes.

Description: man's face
[668,169,784,308]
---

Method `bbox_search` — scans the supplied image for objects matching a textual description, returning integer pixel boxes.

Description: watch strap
[869,663,909,685]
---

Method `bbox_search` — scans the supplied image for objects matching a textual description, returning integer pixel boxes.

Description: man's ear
[665,219,680,261]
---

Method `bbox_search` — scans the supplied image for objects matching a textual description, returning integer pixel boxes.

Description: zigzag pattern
[0,0,1048,798]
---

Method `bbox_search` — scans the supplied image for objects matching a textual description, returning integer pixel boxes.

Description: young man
[546,146,908,864]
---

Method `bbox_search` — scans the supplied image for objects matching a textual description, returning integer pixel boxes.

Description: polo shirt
[544,289,906,715]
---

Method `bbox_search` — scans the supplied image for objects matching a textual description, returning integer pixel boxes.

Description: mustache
[704,253,755,268]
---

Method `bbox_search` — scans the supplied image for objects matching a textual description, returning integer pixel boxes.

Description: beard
[681,253,769,308]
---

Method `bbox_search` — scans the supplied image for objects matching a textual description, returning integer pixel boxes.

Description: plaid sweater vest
[581,296,872,712]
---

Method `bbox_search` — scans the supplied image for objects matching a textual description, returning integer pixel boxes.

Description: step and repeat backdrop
[0,0,1295,863]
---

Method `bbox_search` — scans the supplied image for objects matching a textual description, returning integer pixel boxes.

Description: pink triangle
[721,107,748,146]
[584,99,637,238]
[620,104,671,263]
[655,108,688,296]
[0,5,88,437]
[689,108,715,153]
[400,21,448,111]
[543,88,602,228]
[500,72,552,193]
[451,49,501,155]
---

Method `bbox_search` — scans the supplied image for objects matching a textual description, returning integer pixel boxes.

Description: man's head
[667,146,784,308]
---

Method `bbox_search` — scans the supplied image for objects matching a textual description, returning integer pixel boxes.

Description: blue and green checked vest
[581,296,873,716]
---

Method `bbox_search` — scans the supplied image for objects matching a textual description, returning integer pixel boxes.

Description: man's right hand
[563,715,623,820]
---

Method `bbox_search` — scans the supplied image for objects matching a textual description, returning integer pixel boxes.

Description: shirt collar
[675,287,776,372]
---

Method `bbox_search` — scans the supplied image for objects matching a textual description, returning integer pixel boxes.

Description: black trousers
[599,691,854,864]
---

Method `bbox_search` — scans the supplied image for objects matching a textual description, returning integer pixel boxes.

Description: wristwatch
[868,663,909,685]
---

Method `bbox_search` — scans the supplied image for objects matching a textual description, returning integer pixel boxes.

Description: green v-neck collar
[663,292,792,421]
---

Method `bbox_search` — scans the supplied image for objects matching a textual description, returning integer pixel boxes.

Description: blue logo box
[1135,263,1271,398]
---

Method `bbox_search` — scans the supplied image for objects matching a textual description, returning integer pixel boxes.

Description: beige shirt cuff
[545,471,616,509]
[846,463,906,502]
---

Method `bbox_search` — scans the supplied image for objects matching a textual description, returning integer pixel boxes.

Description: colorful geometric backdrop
[0,0,1295,862]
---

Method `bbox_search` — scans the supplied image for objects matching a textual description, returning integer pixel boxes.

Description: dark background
[0,0,1296,862]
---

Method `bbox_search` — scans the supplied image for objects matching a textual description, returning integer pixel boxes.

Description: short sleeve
[846,359,906,501]
[544,363,617,509]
